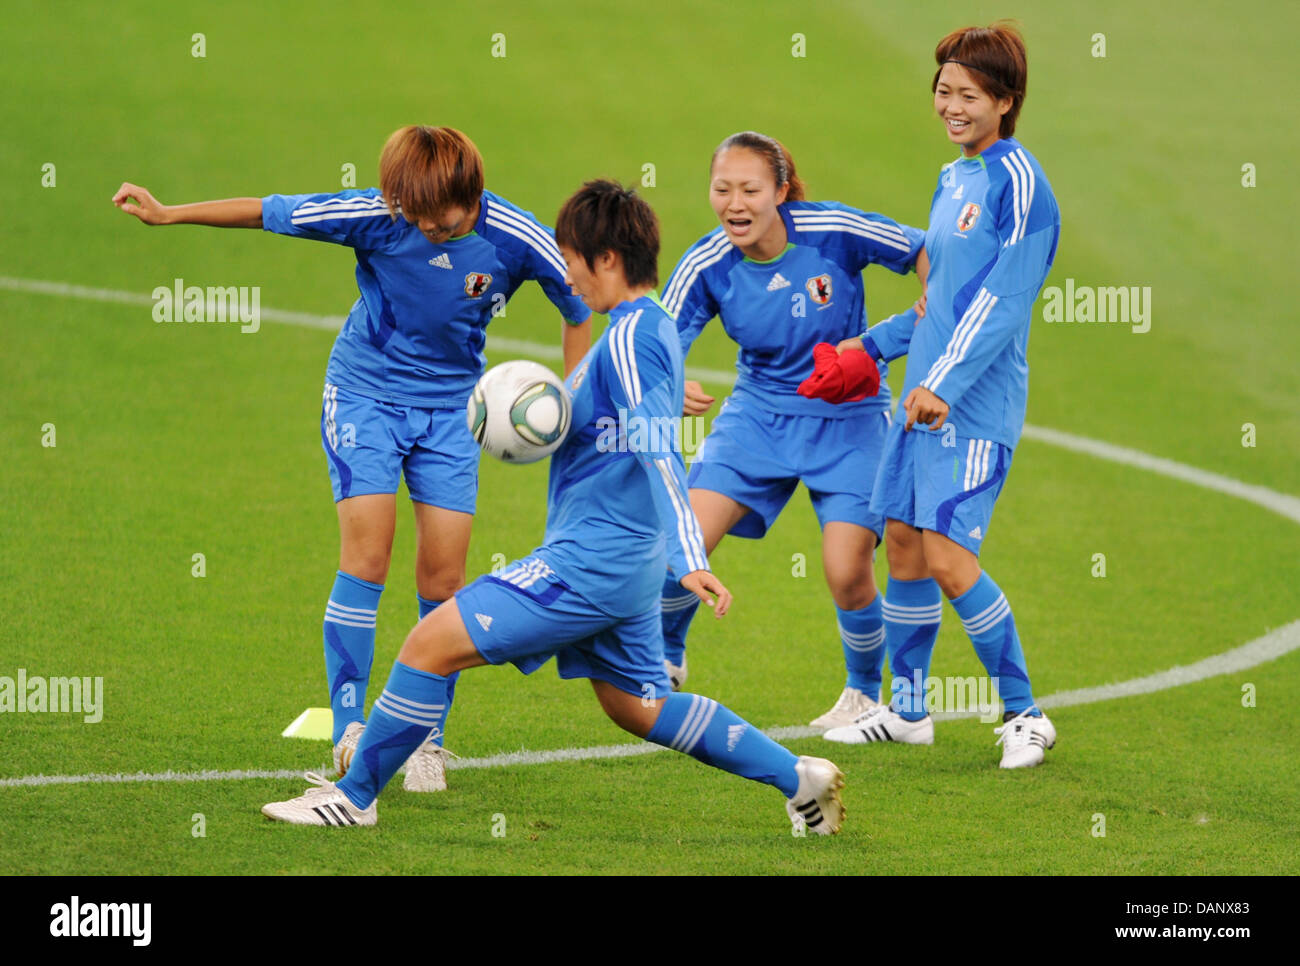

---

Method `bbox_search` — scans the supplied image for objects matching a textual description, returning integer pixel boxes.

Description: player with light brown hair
[115,126,591,790]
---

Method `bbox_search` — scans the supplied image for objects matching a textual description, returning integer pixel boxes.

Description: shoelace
[415,743,461,761]
[993,710,1037,747]
[851,704,891,726]
[299,772,336,799]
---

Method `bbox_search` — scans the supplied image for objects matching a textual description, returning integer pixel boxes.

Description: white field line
[2,275,1297,790]
[0,275,741,386]
[4,616,1297,790]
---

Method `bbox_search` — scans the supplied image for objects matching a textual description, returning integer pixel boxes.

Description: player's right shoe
[822,704,934,745]
[664,655,688,692]
[333,720,365,777]
[261,773,376,827]
[810,687,877,730]
[785,756,846,836]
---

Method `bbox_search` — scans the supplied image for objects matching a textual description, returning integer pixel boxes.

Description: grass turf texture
[1,0,1297,874]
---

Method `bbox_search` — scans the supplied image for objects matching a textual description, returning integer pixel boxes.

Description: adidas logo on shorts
[475,613,493,631]
[766,272,791,292]
[968,526,983,540]
[428,253,453,269]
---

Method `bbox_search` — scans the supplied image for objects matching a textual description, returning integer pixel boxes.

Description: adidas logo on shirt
[952,184,965,200]
[428,253,453,269]
[726,723,747,751]
[968,526,983,540]
[475,613,493,631]
[766,273,791,292]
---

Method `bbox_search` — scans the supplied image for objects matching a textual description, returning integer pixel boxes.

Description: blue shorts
[455,556,673,700]
[870,420,1012,555]
[687,393,887,540]
[320,383,479,510]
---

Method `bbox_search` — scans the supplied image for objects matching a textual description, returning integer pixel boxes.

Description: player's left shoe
[994,709,1056,768]
[333,720,365,778]
[810,687,877,730]
[261,773,376,827]
[402,740,456,792]
[785,756,846,836]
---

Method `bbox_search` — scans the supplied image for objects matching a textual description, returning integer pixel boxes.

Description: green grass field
[2,0,1297,876]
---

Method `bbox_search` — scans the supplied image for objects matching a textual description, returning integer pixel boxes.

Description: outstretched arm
[113,182,262,228]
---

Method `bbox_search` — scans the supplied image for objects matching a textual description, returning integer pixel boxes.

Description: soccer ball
[467,360,572,463]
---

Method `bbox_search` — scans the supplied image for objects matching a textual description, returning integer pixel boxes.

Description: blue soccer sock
[324,571,383,744]
[950,572,1036,716]
[418,594,458,746]
[883,576,943,721]
[837,596,885,700]
[336,661,448,809]
[660,573,700,666]
[647,693,799,797]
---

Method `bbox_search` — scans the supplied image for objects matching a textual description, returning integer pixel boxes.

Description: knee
[924,559,963,598]
[923,551,978,599]
[416,559,467,602]
[342,553,391,585]
[824,565,875,610]
[418,572,466,603]
[885,525,926,579]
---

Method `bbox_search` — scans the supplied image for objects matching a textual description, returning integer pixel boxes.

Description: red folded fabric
[797,343,880,403]
[836,347,881,401]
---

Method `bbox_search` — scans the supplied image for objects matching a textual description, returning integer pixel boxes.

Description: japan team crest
[805,274,832,305]
[464,272,492,297]
[957,203,981,232]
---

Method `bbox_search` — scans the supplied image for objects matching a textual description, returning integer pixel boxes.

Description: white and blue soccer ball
[467,360,572,463]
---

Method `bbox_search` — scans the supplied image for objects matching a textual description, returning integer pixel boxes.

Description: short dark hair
[932,22,1028,138]
[555,180,659,287]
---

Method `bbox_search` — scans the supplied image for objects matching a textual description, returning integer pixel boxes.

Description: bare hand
[913,292,927,318]
[683,380,715,416]
[835,337,864,354]
[679,570,731,617]
[903,386,949,431]
[113,182,170,225]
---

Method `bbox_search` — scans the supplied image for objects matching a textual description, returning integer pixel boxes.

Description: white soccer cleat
[402,740,456,792]
[785,756,846,836]
[664,655,688,692]
[994,709,1056,768]
[333,720,365,778]
[810,687,878,731]
[261,773,376,827]
[823,703,935,745]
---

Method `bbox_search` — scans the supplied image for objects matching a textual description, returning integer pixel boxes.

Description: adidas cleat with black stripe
[994,709,1056,768]
[785,756,846,836]
[822,704,934,745]
[261,773,376,827]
